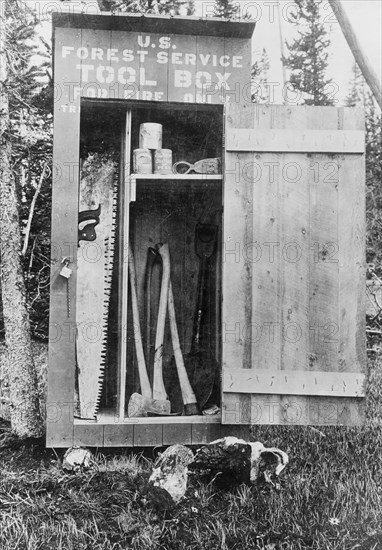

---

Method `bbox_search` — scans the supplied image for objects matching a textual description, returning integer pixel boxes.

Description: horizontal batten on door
[223,368,366,397]
[226,129,365,153]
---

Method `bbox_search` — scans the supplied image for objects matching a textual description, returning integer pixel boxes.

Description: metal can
[133,148,152,174]
[139,123,163,150]
[154,149,173,175]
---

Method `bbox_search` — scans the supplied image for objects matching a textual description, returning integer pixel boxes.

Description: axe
[127,244,170,417]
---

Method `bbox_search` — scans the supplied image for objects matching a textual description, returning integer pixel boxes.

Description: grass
[0,347,382,549]
[0,424,382,549]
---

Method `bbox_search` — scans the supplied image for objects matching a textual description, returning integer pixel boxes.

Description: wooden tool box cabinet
[47,11,367,448]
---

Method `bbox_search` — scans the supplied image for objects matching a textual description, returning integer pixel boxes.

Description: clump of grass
[0,427,382,549]
[95,453,144,480]
[1,347,382,548]
[366,354,382,426]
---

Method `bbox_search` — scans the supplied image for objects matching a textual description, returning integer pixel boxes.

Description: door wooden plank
[272,108,310,376]
[338,108,366,374]
[222,101,255,424]
[248,106,282,424]
[302,108,339,422]
[308,150,339,373]
[270,108,310,425]
[279,152,310,372]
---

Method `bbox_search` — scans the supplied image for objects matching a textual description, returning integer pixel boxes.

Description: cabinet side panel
[47,27,82,447]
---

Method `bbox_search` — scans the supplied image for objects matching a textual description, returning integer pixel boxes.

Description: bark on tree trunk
[0,6,43,437]
[328,0,382,109]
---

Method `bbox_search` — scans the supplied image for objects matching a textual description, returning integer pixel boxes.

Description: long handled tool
[164,225,219,411]
[152,243,172,412]
[157,245,200,416]
[186,223,219,409]
[144,247,160,382]
[127,245,170,417]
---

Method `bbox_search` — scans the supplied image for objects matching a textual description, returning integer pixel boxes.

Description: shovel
[127,245,170,417]
[165,224,219,412]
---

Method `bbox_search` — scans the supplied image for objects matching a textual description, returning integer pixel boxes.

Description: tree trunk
[0,5,43,437]
[328,0,382,109]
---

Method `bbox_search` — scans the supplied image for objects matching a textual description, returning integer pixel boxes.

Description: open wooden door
[222,103,366,426]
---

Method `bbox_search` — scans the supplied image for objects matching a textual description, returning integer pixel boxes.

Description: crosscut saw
[76,155,117,420]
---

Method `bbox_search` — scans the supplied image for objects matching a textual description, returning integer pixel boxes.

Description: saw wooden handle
[153,243,170,402]
[128,245,152,402]
[172,158,221,175]
[168,280,200,414]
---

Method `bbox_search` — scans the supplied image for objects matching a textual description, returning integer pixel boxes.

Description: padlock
[60,258,73,279]
[60,265,73,279]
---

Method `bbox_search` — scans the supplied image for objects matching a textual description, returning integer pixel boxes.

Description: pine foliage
[108,0,195,15]
[0,1,53,339]
[252,48,270,103]
[346,64,382,276]
[282,0,334,106]
[213,0,239,19]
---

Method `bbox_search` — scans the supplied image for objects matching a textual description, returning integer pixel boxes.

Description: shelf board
[130,174,222,181]
[74,410,222,425]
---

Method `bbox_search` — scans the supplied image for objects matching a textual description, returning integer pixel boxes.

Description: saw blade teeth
[77,159,120,420]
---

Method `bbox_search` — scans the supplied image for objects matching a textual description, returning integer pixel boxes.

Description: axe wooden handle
[128,245,152,402]
[153,243,170,402]
[168,280,199,413]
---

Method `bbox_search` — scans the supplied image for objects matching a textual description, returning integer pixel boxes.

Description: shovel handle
[144,248,160,369]
[128,245,152,402]
[192,256,207,352]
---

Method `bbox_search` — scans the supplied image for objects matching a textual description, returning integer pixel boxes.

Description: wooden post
[328,0,382,109]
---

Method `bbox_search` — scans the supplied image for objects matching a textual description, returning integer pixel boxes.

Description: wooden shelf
[75,410,222,425]
[130,174,222,181]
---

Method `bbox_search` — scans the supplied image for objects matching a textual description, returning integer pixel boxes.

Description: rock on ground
[148,444,194,508]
